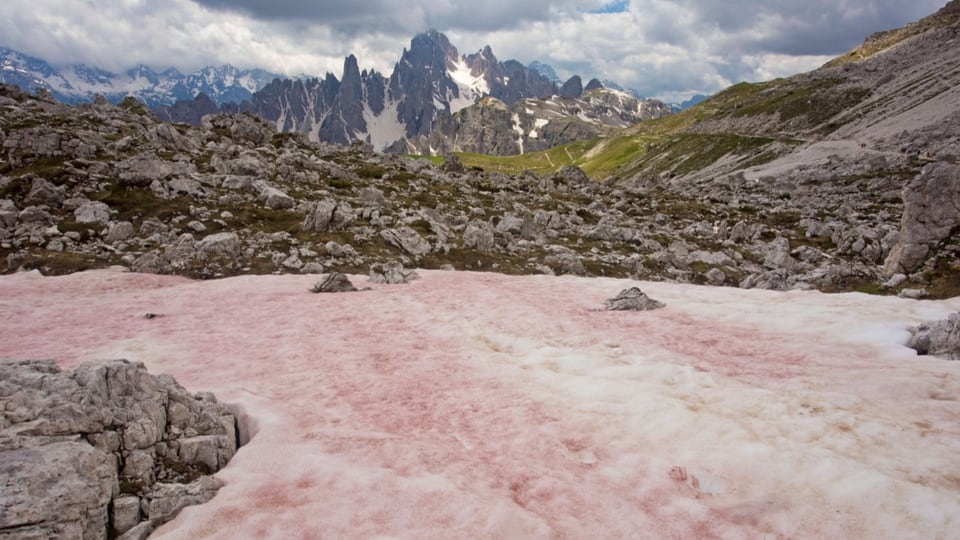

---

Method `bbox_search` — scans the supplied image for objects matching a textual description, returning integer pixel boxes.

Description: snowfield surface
[2,269,960,539]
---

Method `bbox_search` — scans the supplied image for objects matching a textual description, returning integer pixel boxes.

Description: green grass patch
[96,185,193,222]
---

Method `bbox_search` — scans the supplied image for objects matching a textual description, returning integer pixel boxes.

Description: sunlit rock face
[1,269,959,539]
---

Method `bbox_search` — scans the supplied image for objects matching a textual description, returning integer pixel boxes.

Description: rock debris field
[2,268,960,539]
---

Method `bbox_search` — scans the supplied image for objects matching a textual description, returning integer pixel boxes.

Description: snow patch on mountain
[448,58,488,113]
[364,101,406,150]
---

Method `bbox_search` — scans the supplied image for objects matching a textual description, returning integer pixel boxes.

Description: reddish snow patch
[1,269,959,539]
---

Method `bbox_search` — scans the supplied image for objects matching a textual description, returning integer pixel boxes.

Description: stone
[463,221,496,251]
[604,287,666,311]
[302,199,355,232]
[705,267,727,285]
[0,441,116,540]
[907,313,960,360]
[74,201,111,224]
[358,187,388,208]
[198,232,241,257]
[884,162,960,275]
[112,496,142,537]
[254,181,295,210]
[553,165,590,185]
[142,476,223,522]
[441,153,466,174]
[369,261,420,284]
[380,227,431,256]
[118,155,195,187]
[0,360,237,539]
[544,250,585,276]
[301,262,325,274]
[898,288,929,299]
[24,176,65,207]
[311,273,358,293]
[105,221,135,243]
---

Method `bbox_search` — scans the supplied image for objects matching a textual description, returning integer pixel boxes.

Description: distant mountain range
[0,47,280,107]
[0,33,676,154]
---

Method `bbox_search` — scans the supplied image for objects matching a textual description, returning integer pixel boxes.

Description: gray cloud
[189,0,596,33]
[0,0,949,103]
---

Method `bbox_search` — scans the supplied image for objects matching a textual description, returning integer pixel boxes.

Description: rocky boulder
[74,201,112,224]
[884,162,960,276]
[380,227,431,257]
[198,232,241,258]
[0,359,238,539]
[907,312,960,360]
[311,272,358,293]
[302,200,355,232]
[604,287,666,311]
[369,261,420,284]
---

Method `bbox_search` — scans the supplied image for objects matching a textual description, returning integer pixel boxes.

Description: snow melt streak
[1,271,959,539]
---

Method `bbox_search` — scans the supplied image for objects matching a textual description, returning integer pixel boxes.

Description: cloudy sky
[1,0,947,102]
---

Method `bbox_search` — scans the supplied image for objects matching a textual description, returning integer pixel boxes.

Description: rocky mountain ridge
[0,47,280,108]
[153,31,671,155]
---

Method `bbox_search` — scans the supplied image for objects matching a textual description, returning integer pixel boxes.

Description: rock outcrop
[884,162,960,276]
[604,287,666,311]
[311,273,358,293]
[907,312,960,360]
[368,261,420,284]
[0,359,238,539]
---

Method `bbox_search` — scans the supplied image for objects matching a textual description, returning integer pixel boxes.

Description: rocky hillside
[0,82,955,297]
[455,0,960,296]
[403,88,672,156]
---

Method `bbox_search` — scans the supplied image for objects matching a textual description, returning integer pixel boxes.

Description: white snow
[2,269,960,539]
[529,120,549,140]
[512,112,525,153]
[363,100,406,151]
[447,57,489,113]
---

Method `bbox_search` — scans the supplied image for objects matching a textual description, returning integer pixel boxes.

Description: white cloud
[0,0,948,101]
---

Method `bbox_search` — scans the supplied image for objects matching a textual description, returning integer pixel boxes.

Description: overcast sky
[1,0,947,102]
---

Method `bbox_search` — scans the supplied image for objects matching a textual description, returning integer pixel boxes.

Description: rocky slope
[0,47,279,108]
[0,359,237,539]
[0,82,953,297]
[404,88,672,156]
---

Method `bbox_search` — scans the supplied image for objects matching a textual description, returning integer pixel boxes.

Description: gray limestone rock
[74,201,111,224]
[0,359,237,539]
[380,227,431,256]
[105,221,135,243]
[884,162,960,275]
[369,261,421,284]
[311,272,358,293]
[24,176,66,207]
[198,232,241,258]
[604,287,666,311]
[118,155,196,187]
[302,199,355,232]
[907,313,960,360]
[463,221,496,251]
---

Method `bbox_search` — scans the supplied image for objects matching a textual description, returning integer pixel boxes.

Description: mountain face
[3,33,669,154]
[155,31,666,154]
[0,47,280,107]
[407,87,673,156]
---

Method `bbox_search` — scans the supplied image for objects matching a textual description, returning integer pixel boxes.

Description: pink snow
[2,269,960,539]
